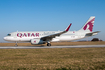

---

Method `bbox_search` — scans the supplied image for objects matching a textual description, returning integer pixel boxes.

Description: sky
[0,0,105,42]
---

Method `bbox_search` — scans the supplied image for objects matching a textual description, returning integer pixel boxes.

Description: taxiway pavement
[0,45,105,49]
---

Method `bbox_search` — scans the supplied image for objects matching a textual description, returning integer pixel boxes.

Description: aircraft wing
[41,23,72,41]
[85,31,100,37]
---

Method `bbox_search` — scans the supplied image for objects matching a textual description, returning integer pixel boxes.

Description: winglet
[65,23,72,31]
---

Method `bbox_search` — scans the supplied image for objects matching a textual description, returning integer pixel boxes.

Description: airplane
[4,16,100,46]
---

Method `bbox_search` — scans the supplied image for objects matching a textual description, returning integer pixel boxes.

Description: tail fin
[79,16,95,32]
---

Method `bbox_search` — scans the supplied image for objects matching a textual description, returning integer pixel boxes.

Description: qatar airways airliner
[4,16,100,46]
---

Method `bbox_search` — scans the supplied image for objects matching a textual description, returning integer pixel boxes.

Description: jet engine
[31,39,45,44]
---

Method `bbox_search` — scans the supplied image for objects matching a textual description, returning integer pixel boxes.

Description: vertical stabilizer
[79,16,95,32]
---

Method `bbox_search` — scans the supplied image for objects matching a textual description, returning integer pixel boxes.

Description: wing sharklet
[65,23,72,31]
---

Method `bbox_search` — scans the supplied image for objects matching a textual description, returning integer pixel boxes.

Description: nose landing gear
[15,42,18,46]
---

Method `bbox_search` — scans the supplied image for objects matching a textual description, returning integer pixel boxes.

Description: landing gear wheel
[47,43,51,46]
[15,44,18,46]
[15,42,18,46]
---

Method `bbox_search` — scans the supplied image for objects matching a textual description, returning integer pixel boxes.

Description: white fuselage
[4,31,87,42]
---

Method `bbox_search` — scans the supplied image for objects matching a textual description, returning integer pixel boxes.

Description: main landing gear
[47,42,51,46]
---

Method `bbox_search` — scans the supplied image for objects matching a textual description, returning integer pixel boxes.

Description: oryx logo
[83,18,95,32]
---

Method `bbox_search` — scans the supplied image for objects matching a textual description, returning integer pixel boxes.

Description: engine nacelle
[31,39,45,44]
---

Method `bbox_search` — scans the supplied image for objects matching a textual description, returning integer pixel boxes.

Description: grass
[0,47,105,70]
[0,41,105,70]
[0,41,105,46]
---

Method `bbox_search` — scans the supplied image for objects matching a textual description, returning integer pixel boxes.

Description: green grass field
[0,47,105,70]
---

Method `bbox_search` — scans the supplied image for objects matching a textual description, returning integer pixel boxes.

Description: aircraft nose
[4,37,8,40]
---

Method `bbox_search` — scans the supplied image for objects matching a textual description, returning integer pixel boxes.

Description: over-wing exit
[4,16,100,46]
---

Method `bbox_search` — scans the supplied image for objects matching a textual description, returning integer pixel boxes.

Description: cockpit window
[7,34,11,36]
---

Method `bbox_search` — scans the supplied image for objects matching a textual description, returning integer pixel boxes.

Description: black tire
[47,43,51,46]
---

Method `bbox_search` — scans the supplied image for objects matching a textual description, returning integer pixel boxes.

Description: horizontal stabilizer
[85,31,100,36]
